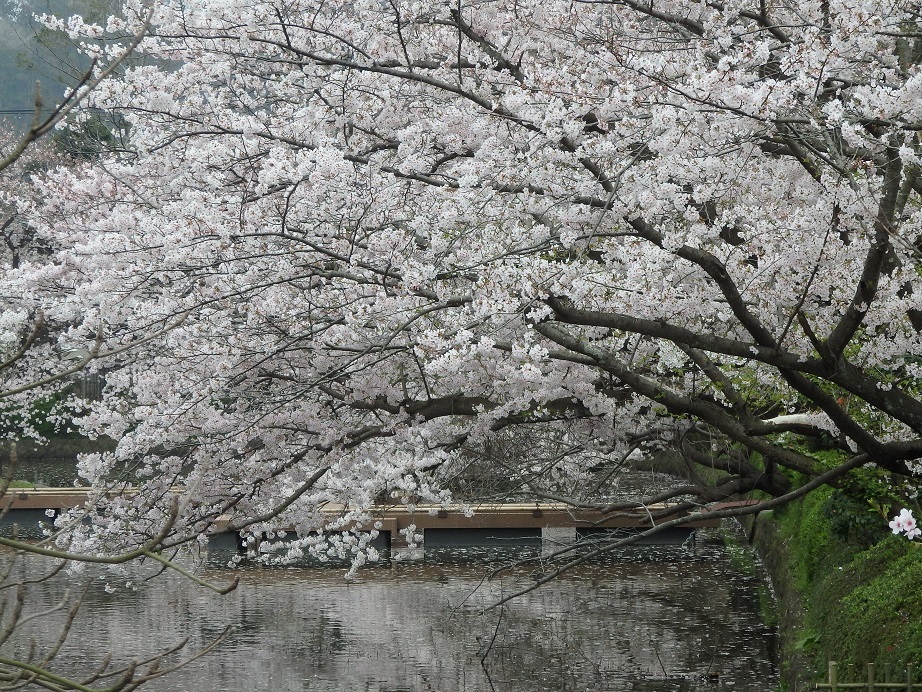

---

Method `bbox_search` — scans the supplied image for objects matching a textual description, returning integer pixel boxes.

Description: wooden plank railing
[815,662,921,690]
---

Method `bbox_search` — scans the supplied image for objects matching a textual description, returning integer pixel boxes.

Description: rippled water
[7,530,778,691]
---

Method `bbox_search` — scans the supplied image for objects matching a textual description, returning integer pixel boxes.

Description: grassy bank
[749,487,922,689]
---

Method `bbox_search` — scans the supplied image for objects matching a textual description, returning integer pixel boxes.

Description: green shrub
[811,537,922,667]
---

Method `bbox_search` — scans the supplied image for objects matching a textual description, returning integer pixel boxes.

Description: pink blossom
[889,509,920,540]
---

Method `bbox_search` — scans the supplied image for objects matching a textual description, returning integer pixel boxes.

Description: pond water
[6,530,778,691]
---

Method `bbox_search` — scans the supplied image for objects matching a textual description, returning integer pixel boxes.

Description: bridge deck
[3,490,720,535]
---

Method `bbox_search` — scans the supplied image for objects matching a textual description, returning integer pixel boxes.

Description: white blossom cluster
[0,0,917,564]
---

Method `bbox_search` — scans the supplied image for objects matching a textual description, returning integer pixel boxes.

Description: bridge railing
[815,662,921,691]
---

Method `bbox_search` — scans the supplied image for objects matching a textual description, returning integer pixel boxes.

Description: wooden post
[830,661,838,692]
[867,662,875,692]
[908,664,914,692]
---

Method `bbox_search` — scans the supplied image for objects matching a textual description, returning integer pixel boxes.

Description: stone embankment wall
[742,512,811,691]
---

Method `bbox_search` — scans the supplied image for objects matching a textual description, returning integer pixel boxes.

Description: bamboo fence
[815,662,921,691]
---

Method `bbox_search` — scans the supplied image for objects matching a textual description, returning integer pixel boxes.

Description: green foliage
[793,630,821,654]
[810,537,922,668]
[777,486,847,593]
[822,490,889,548]
[0,390,81,439]
[799,446,848,469]
[783,443,903,549]
[776,477,922,674]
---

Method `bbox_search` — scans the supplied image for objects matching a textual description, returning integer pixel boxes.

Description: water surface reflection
[12,532,777,691]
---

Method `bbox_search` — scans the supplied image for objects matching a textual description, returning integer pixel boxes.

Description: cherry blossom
[0,0,917,564]
[889,508,921,540]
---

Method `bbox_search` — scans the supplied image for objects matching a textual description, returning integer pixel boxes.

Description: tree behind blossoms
[10,0,922,566]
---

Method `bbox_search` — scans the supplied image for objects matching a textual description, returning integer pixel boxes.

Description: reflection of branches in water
[0,548,234,692]
[469,575,605,690]
[0,490,236,691]
[479,661,498,692]
[543,624,602,677]
[476,605,503,692]
[650,638,669,678]
[448,568,493,619]
[477,604,504,663]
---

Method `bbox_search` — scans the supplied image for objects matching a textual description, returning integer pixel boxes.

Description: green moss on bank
[7,480,34,488]
[810,537,922,668]
[721,528,780,628]
[772,487,922,675]
[777,486,844,592]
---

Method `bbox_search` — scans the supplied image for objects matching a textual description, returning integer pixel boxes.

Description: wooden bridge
[318,501,716,539]
[1,489,723,548]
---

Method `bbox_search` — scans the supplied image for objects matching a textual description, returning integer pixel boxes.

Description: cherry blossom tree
[12,0,922,565]
[0,11,249,689]
[0,5,154,426]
